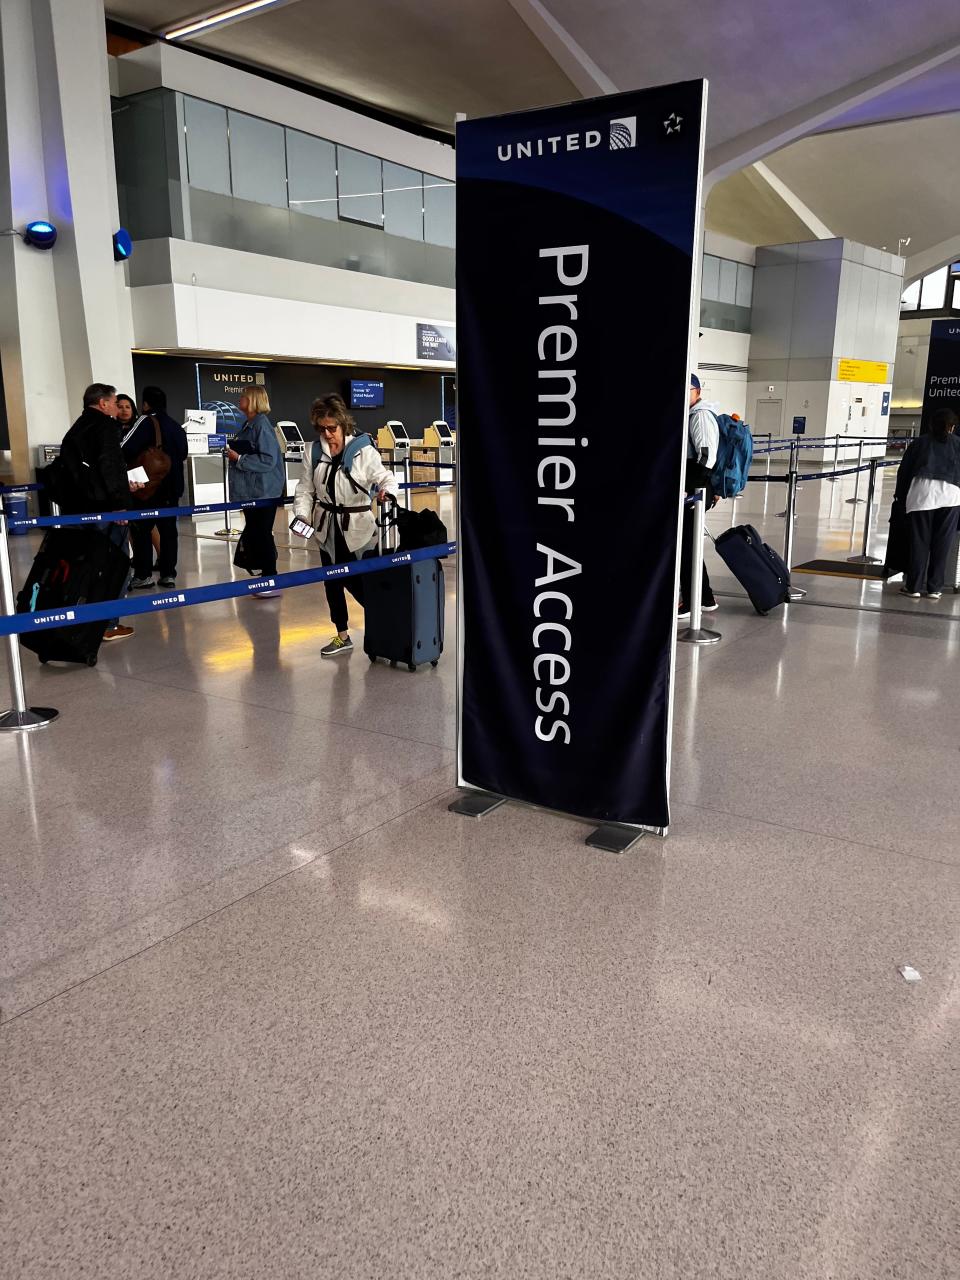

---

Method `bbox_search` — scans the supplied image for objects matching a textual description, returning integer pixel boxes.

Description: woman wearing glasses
[293,394,398,657]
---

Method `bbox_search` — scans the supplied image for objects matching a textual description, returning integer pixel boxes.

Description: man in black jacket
[57,383,143,641]
[122,385,189,589]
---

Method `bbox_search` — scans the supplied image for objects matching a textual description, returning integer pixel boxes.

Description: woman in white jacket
[294,394,399,657]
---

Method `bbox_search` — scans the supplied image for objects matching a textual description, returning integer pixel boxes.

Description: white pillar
[0,0,133,481]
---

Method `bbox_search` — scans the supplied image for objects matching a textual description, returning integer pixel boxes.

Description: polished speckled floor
[1,480,958,1278]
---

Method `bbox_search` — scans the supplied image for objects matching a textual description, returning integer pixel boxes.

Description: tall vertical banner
[456,82,706,832]
[921,320,960,428]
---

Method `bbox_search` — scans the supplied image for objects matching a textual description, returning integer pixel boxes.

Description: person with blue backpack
[679,376,755,620]
[679,374,721,620]
[293,394,398,657]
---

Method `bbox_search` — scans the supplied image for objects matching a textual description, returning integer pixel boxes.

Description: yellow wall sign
[837,358,889,384]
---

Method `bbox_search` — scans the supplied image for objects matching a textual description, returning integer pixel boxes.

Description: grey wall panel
[749,263,796,360]
[791,258,841,359]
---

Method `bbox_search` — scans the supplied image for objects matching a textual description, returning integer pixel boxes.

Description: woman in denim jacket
[225,386,286,583]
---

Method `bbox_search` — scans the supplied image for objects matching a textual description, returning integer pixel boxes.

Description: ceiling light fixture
[163,1,290,42]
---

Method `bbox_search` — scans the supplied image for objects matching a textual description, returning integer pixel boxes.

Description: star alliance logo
[609,117,636,150]
[663,112,683,136]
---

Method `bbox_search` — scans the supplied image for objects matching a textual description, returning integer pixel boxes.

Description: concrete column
[0,0,133,481]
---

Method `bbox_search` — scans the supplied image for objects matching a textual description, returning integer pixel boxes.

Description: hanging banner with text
[197,363,271,434]
[921,320,960,428]
[455,81,706,830]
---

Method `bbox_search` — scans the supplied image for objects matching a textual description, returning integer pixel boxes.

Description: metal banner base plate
[845,498,865,505]
[585,824,645,854]
[787,586,807,601]
[448,791,506,819]
[0,706,59,732]
[846,554,882,565]
[678,626,721,645]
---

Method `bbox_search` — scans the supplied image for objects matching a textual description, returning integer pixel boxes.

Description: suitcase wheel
[431,660,439,668]
[86,656,98,667]
[368,653,377,663]
[390,660,397,669]
[40,658,48,665]
[407,663,416,672]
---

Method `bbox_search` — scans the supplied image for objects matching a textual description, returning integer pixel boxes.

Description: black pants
[679,483,715,609]
[906,506,960,594]
[131,516,178,579]
[321,525,376,632]
[239,504,278,576]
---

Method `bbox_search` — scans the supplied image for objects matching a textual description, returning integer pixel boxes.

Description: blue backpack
[711,414,753,498]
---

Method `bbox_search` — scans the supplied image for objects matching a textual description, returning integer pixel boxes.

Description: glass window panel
[228,110,287,208]
[919,266,947,310]
[900,280,921,309]
[953,280,960,309]
[701,254,720,301]
[286,129,337,220]
[423,175,454,247]
[718,257,738,304]
[735,262,753,309]
[383,161,423,240]
[337,146,383,226]
[183,96,230,196]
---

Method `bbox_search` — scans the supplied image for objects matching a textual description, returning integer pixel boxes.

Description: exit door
[755,399,782,436]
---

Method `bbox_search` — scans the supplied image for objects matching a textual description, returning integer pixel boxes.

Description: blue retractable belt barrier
[0,483,42,494]
[0,541,457,637]
[7,495,293,531]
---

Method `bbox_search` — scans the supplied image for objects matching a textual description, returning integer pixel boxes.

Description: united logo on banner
[455,82,706,833]
[197,363,270,433]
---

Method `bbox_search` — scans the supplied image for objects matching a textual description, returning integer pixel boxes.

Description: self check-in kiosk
[423,420,455,488]
[377,420,413,467]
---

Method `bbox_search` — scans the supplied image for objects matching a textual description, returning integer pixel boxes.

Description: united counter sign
[455,82,706,832]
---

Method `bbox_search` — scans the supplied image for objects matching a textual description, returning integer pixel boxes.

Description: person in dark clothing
[893,408,960,600]
[122,385,189,589]
[57,383,144,641]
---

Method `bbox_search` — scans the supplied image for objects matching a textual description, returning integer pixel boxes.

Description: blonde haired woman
[225,386,286,584]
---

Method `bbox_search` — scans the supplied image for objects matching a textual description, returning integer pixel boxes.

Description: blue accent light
[23,221,57,250]
[112,228,133,261]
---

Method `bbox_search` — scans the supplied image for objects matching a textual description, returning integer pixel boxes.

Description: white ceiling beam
[706,36,960,181]
[904,235,960,287]
[748,162,834,239]
[505,0,618,96]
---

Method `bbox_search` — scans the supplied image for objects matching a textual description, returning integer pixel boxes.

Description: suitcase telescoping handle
[376,493,399,556]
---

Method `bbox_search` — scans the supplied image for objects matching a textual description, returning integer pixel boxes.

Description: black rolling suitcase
[17,527,130,666]
[363,558,445,670]
[713,524,790,616]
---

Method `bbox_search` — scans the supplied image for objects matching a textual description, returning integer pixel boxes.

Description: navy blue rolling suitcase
[713,524,790,615]
[363,559,444,671]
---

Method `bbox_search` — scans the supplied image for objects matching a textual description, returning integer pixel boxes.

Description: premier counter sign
[455,81,706,834]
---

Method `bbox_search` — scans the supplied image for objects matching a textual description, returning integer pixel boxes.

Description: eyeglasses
[318,425,341,435]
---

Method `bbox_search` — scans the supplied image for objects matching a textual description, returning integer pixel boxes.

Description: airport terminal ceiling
[106,2,960,266]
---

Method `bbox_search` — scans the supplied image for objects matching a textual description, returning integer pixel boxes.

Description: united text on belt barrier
[0,542,457,637]
[6,483,438,531]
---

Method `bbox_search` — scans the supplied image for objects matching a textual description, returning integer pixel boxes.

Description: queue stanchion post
[828,433,840,482]
[777,438,797,518]
[214,449,234,539]
[846,438,866,505]
[782,470,806,601]
[847,458,882,564]
[0,509,58,732]
[679,490,721,646]
[403,455,412,496]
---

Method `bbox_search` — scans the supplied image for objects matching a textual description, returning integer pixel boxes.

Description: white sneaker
[923,591,942,601]
[899,588,921,598]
